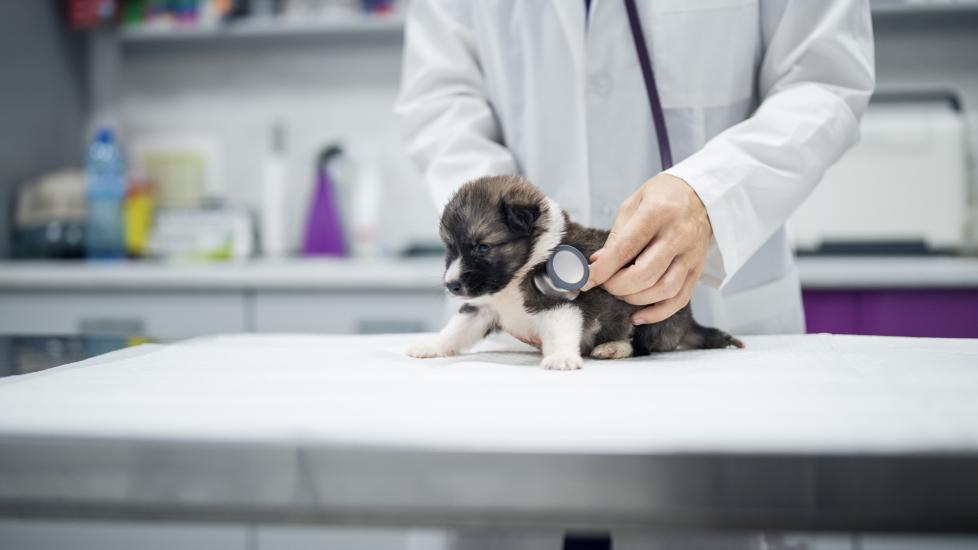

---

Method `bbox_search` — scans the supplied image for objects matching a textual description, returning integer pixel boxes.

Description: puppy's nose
[446,281,463,295]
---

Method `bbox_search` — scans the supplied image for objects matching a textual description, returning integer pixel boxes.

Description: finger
[603,242,677,297]
[620,258,688,305]
[608,197,636,237]
[582,212,660,291]
[631,269,698,325]
[582,198,642,285]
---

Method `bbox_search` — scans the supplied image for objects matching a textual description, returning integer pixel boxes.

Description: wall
[0,1,87,258]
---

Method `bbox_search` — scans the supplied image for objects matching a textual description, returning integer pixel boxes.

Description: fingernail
[581,280,595,292]
[632,317,645,325]
[590,248,604,261]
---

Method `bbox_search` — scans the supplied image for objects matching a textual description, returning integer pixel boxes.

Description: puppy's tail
[684,320,745,350]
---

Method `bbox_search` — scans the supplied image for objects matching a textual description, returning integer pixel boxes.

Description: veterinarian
[396,0,875,335]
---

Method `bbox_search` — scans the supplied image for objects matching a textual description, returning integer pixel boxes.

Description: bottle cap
[95,127,114,143]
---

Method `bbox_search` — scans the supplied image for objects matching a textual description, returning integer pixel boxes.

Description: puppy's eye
[475,243,491,256]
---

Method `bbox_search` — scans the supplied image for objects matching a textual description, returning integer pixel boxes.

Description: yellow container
[124,181,156,257]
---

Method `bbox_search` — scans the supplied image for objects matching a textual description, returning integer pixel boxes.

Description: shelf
[115,3,978,44]
[871,0,978,14]
[119,14,405,44]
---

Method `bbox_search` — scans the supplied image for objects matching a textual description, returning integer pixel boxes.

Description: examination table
[1,333,977,541]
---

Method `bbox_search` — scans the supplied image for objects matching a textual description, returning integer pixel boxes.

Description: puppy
[408,175,743,370]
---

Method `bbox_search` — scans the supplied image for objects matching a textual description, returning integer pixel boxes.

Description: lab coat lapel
[549,0,586,78]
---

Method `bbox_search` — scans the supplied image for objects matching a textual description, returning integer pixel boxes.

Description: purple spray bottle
[302,145,347,256]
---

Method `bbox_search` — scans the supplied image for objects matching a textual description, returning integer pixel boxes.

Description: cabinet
[6,521,978,550]
[2,258,976,339]
[253,291,446,334]
[803,289,978,337]
[0,289,446,339]
[860,536,978,550]
[0,519,247,550]
[256,525,449,550]
[0,291,247,339]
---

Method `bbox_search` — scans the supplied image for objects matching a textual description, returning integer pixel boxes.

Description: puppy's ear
[502,202,541,236]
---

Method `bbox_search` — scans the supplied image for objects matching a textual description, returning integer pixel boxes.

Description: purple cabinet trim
[803,289,978,338]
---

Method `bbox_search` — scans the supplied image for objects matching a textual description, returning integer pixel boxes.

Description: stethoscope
[535,0,672,301]
[533,245,591,300]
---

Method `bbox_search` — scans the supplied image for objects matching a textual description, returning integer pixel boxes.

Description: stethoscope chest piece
[534,244,590,300]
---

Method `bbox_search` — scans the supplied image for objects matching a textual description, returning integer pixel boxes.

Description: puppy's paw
[406,341,456,359]
[590,341,633,360]
[541,352,583,371]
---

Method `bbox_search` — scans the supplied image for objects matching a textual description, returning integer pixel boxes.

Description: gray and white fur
[407,176,743,370]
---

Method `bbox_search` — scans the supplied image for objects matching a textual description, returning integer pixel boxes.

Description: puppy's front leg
[407,304,497,359]
[536,305,584,370]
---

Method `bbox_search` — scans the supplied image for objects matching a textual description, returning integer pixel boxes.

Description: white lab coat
[396,0,875,335]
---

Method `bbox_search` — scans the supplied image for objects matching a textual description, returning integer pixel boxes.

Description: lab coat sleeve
[395,0,520,209]
[664,0,875,288]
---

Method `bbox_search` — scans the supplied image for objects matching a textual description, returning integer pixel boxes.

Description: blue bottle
[85,128,128,259]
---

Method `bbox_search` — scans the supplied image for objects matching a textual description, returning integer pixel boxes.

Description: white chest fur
[479,280,586,369]
[483,282,541,344]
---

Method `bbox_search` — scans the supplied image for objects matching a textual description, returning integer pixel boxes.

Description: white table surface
[3,332,978,531]
[2,333,977,454]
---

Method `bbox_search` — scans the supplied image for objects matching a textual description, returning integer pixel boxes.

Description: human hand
[581,173,712,325]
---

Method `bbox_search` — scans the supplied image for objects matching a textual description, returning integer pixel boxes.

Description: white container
[350,160,382,257]
[790,100,971,253]
[260,123,289,258]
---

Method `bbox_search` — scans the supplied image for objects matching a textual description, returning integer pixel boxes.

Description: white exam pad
[0,333,976,454]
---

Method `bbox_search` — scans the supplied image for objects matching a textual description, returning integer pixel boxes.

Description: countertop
[0,258,444,291]
[0,256,976,291]
[1,332,977,531]
[794,255,978,289]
